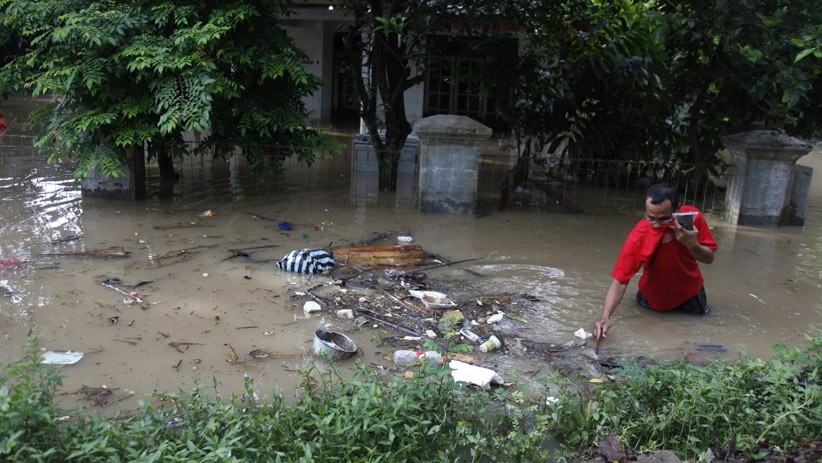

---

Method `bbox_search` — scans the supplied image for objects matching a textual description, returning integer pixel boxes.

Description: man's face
[644,198,674,228]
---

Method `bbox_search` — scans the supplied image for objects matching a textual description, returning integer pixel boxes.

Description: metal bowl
[312,329,358,360]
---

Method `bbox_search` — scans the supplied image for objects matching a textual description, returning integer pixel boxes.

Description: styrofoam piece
[40,350,84,365]
[448,360,504,389]
[408,290,456,309]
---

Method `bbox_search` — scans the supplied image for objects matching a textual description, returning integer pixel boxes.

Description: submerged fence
[481,153,732,219]
[1,134,731,218]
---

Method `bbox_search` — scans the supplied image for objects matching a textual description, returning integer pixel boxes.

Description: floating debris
[278,248,335,274]
[36,248,130,259]
[408,290,456,309]
[50,234,83,244]
[40,350,84,365]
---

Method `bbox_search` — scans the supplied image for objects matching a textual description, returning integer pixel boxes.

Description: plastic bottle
[393,350,444,366]
[459,328,481,343]
[479,335,502,353]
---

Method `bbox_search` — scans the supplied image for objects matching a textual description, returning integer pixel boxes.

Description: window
[423,36,517,131]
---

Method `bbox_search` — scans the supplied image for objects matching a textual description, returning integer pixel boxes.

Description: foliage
[0,0,337,180]
[653,0,821,184]
[505,0,670,165]
[0,341,63,461]
[0,338,557,462]
[502,0,819,188]
[1,334,819,462]
[551,332,821,458]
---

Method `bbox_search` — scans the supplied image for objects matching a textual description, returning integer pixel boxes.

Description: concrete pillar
[351,131,418,207]
[722,130,813,226]
[412,115,492,214]
[81,145,145,200]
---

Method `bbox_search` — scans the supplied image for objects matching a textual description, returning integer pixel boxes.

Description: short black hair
[646,183,679,210]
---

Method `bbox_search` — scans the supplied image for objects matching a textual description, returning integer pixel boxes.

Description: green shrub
[0,341,64,461]
[550,332,821,459]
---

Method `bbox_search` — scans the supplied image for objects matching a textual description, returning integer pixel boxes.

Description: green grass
[1,333,819,462]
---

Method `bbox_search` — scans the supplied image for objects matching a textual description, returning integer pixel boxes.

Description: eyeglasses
[644,215,673,225]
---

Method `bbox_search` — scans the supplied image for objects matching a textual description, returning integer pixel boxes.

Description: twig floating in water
[130,280,156,289]
[401,255,485,276]
[505,313,527,323]
[227,244,280,253]
[99,280,149,309]
[168,341,203,353]
[153,244,219,268]
[153,222,213,230]
[113,338,139,345]
[244,212,280,222]
[37,249,130,258]
[50,234,83,244]
[356,307,421,337]
[225,343,240,364]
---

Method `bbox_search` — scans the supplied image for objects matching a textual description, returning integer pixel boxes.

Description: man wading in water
[593,183,718,339]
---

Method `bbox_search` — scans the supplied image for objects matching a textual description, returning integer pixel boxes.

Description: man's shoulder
[679,205,700,213]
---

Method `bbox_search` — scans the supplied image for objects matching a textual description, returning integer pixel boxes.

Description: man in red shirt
[593,183,718,339]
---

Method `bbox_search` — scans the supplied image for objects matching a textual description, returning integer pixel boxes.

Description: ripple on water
[467,263,604,342]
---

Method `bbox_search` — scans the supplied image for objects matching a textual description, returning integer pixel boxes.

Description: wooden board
[331,245,425,265]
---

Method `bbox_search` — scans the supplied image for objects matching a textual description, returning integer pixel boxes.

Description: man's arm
[593,278,628,339]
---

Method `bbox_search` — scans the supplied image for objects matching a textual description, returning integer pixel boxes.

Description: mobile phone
[673,212,696,231]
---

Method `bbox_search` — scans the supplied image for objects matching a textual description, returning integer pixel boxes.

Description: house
[281,1,519,132]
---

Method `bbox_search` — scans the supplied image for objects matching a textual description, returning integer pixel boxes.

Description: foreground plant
[1,334,819,462]
[551,332,821,460]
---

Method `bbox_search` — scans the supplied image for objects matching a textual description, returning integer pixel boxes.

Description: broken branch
[37,249,130,259]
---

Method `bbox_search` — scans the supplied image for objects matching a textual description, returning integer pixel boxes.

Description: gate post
[722,130,812,226]
[81,145,145,200]
[412,115,492,214]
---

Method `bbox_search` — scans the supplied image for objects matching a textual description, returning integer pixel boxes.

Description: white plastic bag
[448,360,504,389]
[408,290,456,309]
[40,350,84,365]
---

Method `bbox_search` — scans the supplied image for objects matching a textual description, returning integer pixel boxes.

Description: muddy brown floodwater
[1,96,821,415]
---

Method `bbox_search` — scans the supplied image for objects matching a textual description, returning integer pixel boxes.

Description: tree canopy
[505,0,819,184]
[339,0,819,191]
[0,0,338,179]
[2,0,817,190]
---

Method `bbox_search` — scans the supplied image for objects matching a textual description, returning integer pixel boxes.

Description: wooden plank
[331,245,425,265]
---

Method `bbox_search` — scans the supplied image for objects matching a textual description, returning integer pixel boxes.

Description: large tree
[503,0,819,189]
[339,0,433,191]
[504,0,670,163]
[0,0,338,182]
[338,0,511,191]
[655,0,820,186]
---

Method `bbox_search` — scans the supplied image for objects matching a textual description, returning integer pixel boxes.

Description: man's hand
[670,219,699,247]
[593,316,611,340]
[670,220,715,264]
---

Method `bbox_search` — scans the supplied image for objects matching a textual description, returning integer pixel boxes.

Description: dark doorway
[332,32,360,124]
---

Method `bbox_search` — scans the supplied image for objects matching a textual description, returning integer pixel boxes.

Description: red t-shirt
[0,116,8,131]
[611,205,717,311]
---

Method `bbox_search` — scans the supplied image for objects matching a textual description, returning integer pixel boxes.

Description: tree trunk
[345,4,415,192]
[158,151,179,181]
[687,85,708,192]
[129,145,146,201]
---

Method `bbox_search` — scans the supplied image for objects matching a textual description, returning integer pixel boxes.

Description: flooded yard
[1,96,821,414]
